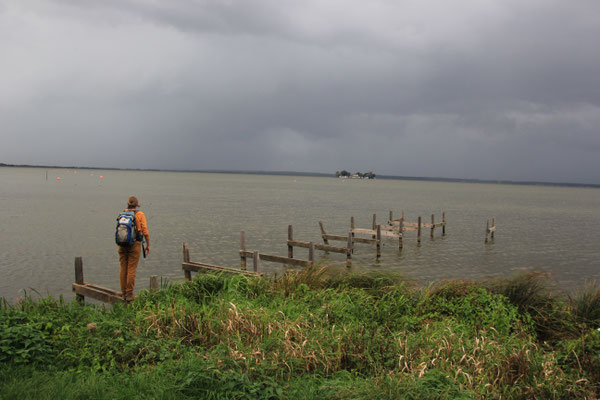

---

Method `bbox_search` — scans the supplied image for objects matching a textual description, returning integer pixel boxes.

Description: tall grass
[1,268,599,399]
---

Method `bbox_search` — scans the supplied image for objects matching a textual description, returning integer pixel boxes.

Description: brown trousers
[118,242,142,300]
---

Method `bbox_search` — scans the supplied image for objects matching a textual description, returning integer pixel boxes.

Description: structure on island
[335,170,376,179]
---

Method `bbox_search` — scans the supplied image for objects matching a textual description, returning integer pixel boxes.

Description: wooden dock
[72,256,159,304]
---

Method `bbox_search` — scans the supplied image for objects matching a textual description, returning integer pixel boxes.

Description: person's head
[127,196,140,209]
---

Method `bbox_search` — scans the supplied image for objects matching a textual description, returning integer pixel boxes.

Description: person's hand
[145,246,150,256]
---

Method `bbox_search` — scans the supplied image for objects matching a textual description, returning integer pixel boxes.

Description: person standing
[117,196,150,302]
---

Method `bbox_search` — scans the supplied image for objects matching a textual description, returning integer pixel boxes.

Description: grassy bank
[1,268,599,399]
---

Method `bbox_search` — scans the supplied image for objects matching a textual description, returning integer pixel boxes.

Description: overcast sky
[1,1,599,184]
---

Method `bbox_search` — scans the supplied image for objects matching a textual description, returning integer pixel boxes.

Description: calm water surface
[1,167,599,301]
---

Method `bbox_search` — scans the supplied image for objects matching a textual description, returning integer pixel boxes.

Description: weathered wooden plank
[85,283,122,296]
[239,251,311,267]
[72,284,124,304]
[322,233,348,241]
[183,261,260,276]
[353,228,400,238]
[287,240,348,254]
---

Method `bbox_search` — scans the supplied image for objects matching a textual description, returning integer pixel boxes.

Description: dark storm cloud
[1,0,599,183]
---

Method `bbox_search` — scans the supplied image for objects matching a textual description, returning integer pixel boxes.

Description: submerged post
[431,214,435,238]
[288,225,294,258]
[485,220,490,243]
[319,221,329,245]
[492,217,496,240]
[74,257,84,303]
[350,216,355,239]
[389,211,393,223]
[240,231,247,270]
[417,216,422,244]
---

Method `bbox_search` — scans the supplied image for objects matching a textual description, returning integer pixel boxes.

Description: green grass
[1,268,599,399]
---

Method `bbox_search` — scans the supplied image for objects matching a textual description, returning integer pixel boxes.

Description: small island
[335,170,376,179]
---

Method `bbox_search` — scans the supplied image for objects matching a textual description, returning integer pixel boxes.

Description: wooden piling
[431,214,435,238]
[417,216,422,243]
[253,251,260,272]
[376,225,382,258]
[309,242,315,265]
[240,231,247,270]
[288,225,294,258]
[183,243,192,281]
[149,275,158,291]
[389,211,393,223]
[399,218,404,249]
[485,220,490,243]
[442,212,446,236]
[74,257,84,303]
[491,217,495,240]
[346,232,353,267]
[372,214,377,239]
[319,221,329,245]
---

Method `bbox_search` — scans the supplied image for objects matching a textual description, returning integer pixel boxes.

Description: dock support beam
[183,243,191,281]
[240,231,247,270]
[75,257,84,303]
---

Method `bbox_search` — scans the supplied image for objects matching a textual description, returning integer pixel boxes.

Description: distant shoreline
[1,162,599,189]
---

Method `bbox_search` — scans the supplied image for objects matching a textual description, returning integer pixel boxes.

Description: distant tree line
[335,170,376,179]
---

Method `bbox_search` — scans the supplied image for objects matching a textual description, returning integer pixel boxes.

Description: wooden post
[372,214,377,239]
[347,231,353,255]
[350,216,355,239]
[491,217,495,239]
[183,243,192,281]
[309,242,315,266]
[376,225,382,258]
[402,210,405,220]
[288,225,294,258]
[74,257,84,303]
[485,220,490,243]
[149,275,158,291]
[431,214,435,238]
[399,218,404,249]
[346,232,352,267]
[442,212,446,236]
[319,221,329,245]
[389,211,393,223]
[252,251,260,273]
[417,216,422,243]
[240,231,247,270]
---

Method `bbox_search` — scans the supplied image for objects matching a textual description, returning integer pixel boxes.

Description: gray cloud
[1,0,599,183]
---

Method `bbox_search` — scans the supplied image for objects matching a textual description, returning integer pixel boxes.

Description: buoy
[56,177,61,181]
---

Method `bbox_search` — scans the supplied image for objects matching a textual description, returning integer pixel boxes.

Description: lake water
[1,167,599,302]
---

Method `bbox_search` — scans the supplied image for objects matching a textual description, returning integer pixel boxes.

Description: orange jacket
[125,208,150,237]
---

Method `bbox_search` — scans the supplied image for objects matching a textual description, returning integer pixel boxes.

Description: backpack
[115,210,139,246]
